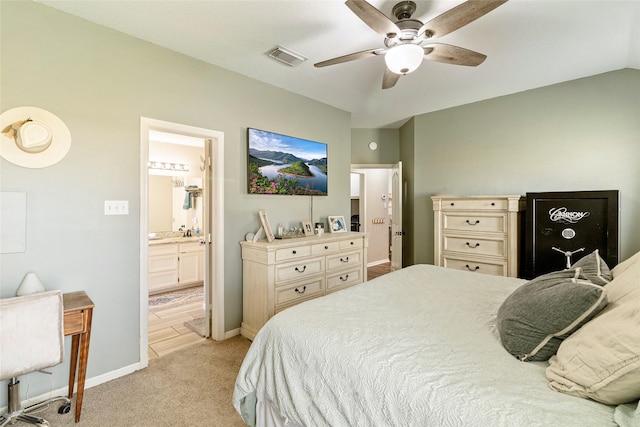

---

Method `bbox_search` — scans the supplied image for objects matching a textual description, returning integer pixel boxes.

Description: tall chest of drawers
[240,232,368,340]
[432,195,524,278]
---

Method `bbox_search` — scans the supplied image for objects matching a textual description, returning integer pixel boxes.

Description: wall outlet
[104,200,129,215]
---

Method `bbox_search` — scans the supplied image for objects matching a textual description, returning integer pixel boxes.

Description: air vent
[267,46,307,67]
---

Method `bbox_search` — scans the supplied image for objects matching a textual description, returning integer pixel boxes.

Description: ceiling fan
[314,0,508,89]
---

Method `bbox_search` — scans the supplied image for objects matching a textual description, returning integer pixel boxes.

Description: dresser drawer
[275,278,324,309]
[443,213,506,233]
[276,244,311,262]
[443,235,506,257]
[63,311,84,335]
[326,250,362,270]
[326,267,362,292]
[312,241,340,255]
[340,238,363,250]
[442,256,507,276]
[441,198,508,211]
[275,257,324,284]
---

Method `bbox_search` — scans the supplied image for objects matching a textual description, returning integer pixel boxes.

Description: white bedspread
[233,264,617,426]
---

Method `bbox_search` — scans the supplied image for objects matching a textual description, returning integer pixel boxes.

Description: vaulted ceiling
[38,0,640,128]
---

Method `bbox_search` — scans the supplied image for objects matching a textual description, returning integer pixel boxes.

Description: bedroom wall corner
[410,69,640,266]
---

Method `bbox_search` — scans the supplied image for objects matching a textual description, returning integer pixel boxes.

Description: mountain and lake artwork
[248,128,328,195]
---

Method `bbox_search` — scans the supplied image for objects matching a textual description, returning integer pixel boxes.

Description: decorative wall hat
[0,106,71,168]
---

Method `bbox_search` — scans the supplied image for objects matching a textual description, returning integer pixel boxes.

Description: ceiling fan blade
[314,48,385,68]
[382,67,401,90]
[424,43,487,66]
[419,0,508,38]
[346,0,402,37]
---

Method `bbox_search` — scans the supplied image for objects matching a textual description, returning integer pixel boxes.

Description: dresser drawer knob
[340,257,349,263]
[465,242,480,249]
[340,274,349,282]
[450,202,455,206]
[491,202,496,206]
[324,245,329,250]
[465,264,480,272]
[292,250,297,255]
[350,241,354,245]
[295,286,306,294]
[295,266,307,273]
[466,219,480,225]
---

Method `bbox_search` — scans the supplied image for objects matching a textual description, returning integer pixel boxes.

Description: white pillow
[612,250,640,278]
[546,255,640,405]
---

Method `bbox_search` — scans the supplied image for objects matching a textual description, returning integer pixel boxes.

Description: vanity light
[148,161,190,172]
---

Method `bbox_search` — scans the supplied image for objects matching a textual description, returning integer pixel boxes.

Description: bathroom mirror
[148,175,203,233]
[148,134,205,235]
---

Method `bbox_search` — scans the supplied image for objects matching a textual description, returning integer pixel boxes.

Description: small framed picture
[302,221,314,237]
[328,215,347,233]
[258,210,275,242]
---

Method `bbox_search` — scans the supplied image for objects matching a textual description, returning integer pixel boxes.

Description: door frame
[350,163,402,268]
[140,117,225,366]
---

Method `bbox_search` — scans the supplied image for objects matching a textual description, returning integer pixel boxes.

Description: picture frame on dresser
[302,221,314,236]
[257,210,275,242]
[328,216,347,233]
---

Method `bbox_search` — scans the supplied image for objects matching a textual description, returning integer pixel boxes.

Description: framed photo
[258,210,275,242]
[302,221,314,236]
[328,215,347,233]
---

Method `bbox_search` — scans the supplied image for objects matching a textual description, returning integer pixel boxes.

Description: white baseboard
[224,328,240,340]
[4,332,246,413]
[2,361,144,413]
[367,258,390,267]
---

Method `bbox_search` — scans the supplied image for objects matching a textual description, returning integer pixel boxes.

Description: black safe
[523,190,619,279]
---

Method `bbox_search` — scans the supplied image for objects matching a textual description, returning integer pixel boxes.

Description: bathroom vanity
[148,236,204,294]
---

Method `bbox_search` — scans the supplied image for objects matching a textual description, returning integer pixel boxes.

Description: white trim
[368,258,390,267]
[2,361,143,413]
[140,117,226,366]
[351,163,395,169]
[224,327,241,340]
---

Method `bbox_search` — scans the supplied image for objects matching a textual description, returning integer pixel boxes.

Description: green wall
[1,0,351,399]
[350,128,399,164]
[401,69,640,266]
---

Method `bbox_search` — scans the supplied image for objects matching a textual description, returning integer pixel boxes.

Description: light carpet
[32,336,251,426]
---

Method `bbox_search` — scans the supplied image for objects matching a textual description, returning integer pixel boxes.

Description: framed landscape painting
[247,128,328,196]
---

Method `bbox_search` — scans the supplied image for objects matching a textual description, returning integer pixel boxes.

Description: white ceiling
[37,0,640,129]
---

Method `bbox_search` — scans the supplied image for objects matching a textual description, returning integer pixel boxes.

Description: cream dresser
[432,195,524,278]
[240,232,368,340]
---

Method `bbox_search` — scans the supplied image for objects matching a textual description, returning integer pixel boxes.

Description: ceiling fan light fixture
[384,44,423,74]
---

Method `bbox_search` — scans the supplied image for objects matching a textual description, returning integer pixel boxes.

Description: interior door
[391,161,403,271]
[202,138,212,337]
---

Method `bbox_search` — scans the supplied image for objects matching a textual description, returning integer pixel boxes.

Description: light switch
[104,200,129,215]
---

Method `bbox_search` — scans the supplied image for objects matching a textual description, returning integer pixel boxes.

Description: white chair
[0,290,71,426]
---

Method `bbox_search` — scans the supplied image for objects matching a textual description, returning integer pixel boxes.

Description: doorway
[140,117,225,366]
[350,162,403,271]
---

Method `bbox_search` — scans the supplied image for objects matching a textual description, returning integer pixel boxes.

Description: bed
[233,252,640,427]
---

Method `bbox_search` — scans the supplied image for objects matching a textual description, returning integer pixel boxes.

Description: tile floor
[148,298,205,359]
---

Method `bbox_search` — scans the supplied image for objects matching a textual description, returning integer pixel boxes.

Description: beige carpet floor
[30,335,251,426]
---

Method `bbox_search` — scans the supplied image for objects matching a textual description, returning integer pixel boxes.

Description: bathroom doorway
[350,162,403,271]
[140,117,225,364]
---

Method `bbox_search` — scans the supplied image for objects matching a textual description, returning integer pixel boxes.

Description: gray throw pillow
[497,267,608,362]
[571,249,612,285]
